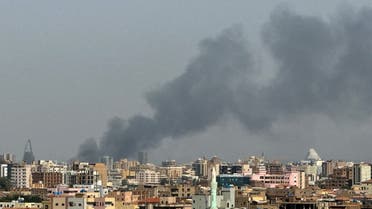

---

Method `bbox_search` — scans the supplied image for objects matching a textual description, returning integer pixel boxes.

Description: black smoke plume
[78,6,372,161]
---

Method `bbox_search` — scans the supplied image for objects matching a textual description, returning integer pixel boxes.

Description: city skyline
[2,1,372,162]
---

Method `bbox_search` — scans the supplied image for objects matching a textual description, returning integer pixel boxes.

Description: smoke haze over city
[2,1,372,163]
[76,4,372,162]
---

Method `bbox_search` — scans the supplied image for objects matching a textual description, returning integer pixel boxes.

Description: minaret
[210,166,218,209]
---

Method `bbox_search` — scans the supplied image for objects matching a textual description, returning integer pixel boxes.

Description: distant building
[360,179,372,195]
[93,163,108,187]
[168,184,195,198]
[216,174,250,187]
[353,163,371,185]
[158,166,183,181]
[66,162,105,187]
[251,170,302,188]
[101,156,114,171]
[136,169,160,184]
[193,167,235,209]
[192,158,208,177]
[23,139,35,164]
[32,172,63,188]
[0,153,16,163]
[219,164,242,175]
[266,161,284,175]
[299,163,318,186]
[51,195,87,209]
[0,164,8,177]
[138,152,148,165]
[161,160,177,167]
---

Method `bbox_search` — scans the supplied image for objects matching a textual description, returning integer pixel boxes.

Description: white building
[0,200,43,209]
[193,187,235,209]
[193,166,235,209]
[136,169,160,184]
[10,164,32,188]
[192,158,208,177]
[353,163,371,185]
[0,164,8,177]
[66,197,87,209]
[302,163,318,186]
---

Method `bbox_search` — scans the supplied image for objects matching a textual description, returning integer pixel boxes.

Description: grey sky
[1,1,372,163]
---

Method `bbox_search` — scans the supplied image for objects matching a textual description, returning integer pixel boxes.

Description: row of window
[55,202,82,207]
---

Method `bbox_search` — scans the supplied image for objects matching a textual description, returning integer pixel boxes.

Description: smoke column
[78,6,372,161]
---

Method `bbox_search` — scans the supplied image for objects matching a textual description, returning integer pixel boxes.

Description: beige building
[0,201,43,209]
[136,170,160,184]
[93,163,108,187]
[159,166,183,181]
[10,164,32,188]
[108,191,138,209]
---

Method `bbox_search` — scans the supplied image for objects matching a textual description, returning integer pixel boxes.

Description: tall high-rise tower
[138,152,148,164]
[22,139,35,164]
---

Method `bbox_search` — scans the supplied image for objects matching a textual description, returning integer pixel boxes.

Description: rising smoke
[77,6,372,161]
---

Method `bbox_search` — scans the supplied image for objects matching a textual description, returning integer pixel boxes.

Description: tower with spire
[22,139,35,164]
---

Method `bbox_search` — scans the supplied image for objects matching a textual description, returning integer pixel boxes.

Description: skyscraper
[22,139,35,164]
[138,152,148,164]
[101,156,114,171]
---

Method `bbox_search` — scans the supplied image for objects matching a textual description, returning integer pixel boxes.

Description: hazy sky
[1,1,372,163]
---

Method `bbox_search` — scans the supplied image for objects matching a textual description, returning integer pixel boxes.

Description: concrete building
[266,161,284,175]
[159,166,183,181]
[193,167,235,209]
[67,196,87,209]
[86,197,115,209]
[32,172,63,188]
[138,152,148,165]
[359,179,372,195]
[101,156,114,171]
[93,163,108,187]
[192,158,208,177]
[0,201,43,209]
[0,164,8,177]
[219,164,243,175]
[136,169,160,184]
[169,184,195,198]
[251,170,302,188]
[300,163,318,186]
[0,153,16,163]
[114,159,139,170]
[318,177,351,189]
[9,163,32,188]
[51,196,86,209]
[216,174,250,187]
[161,160,177,167]
[322,161,337,177]
[34,160,68,173]
[353,163,371,185]
[333,166,353,180]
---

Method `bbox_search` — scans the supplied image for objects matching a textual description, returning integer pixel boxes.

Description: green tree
[0,177,11,191]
